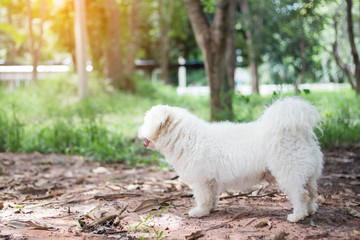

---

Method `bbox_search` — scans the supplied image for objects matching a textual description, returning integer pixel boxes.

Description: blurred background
[0,0,359,165]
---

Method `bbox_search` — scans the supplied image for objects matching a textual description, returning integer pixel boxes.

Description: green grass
[0,74,359,165]
[0,74,209,165]
[232,89,360,148]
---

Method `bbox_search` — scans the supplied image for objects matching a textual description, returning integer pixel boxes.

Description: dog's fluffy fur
[138,97,323,222]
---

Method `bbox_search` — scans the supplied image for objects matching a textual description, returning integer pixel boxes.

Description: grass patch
[0,74,359,164]
[0,74,208,165]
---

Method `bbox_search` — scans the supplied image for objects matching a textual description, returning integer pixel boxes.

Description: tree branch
[183,0,210,51]
[332,17,355,88]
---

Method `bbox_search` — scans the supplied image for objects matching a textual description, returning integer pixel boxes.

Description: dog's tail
[259,97,321,138]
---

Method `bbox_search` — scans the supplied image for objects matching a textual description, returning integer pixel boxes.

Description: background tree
[159,0,174,84]
[26,0,45,83]
[0,0,28,62]
[122,0,140,92]
[2,0,360,97]
[74,0,89,98]
[226,0,236,94]
[263,0,324,93]
[324,0,360,93]
[346,0,360,94]
[331,9,353,88]
[103,0,122,87]
[183,0,234,121]
[238,0,262,94]
[49,0,76,67]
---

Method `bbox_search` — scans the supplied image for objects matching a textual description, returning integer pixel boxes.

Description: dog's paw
[188,207,210,218]
[308,203,318,215]
[287,213,305,223]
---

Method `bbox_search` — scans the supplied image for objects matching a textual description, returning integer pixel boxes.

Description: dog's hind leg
[273,167,311,222]
[305,179,318,215]
[188,181,219,218]
[306,151,322,215]
[285,184,310,222]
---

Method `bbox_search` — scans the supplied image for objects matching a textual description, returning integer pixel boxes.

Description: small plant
[128,207,168,240]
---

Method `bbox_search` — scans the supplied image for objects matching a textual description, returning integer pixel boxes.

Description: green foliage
[305,90,360,147]
[0,75,359,164]
[0,74,209,164]
[0,23,26,46]
[233,89,360,147]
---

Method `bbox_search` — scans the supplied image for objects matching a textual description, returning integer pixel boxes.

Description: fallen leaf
[330,173,359,180]
[243,217,257,227]
[7,220,58,230]
[274,230,288,240]
[353,230,360,235]
[305,232,329,239]
[14,208,34,214]
[85,206,128,230]
[87,214,118,228]
[185,231,204,240]
[310,219,316,227]
[326,157,353,163]
[105,184,122,191]
[7,220,31,229]
[0,234,11,239]
[25,190,65,200]
[133,194,181,212]
[75,177,86,184]
[92,167,110,174]
[94,193,141,200]
[346,207,360,218]
[85,208,105,221]
[255,218,271,228]
[228,212,252,222]
[134,199,161,212]
[1,158,14,166]
[17,186,48,195]
[346,201,360,207]
[0,202,3,210]
[350,181,360,185]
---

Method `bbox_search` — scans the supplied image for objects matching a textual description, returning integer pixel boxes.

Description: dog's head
[138,105,174,150]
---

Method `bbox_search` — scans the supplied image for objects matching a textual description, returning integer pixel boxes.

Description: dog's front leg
[189,181,219,218]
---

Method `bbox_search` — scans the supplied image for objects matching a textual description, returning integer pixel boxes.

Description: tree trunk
[122,0,139,93]
[331,18,355,89]
[104,0,123,87]
[226,0,236,92]
[36,0,45,80]
[295,25,306,95]
[26,0,45,84]
[6,8,16,61]
[26,0,37,83]
[238,0,259,94]
[159,0,174,84]
[74,0,89,98]
[184,0,233,121]
[346,0,360,94]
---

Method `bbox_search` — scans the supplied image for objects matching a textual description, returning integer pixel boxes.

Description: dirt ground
[0,147,359,240]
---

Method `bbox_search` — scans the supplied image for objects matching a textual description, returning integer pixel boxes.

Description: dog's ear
[140,105,172,141]
[150,106,174,140]
[149,105,170,126]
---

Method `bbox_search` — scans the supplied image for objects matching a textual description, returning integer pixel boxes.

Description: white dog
[138,97,323,222]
